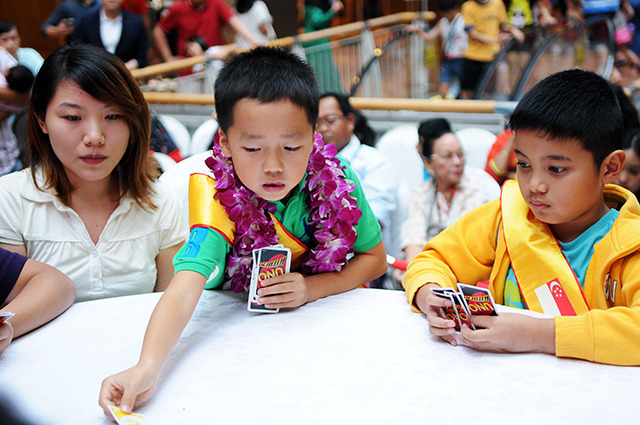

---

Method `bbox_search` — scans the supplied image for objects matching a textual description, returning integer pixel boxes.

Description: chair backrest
[158,114,192,158]
[190,118,218,156]
[455,127,497,170]
[152,152,178,173]
[375,125,422,189]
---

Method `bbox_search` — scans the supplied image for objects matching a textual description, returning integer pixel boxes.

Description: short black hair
[215,47,319,133]
[509,69,623,167]
[5,65,34,93]
[417,118,453,158]
[320,91,354,117]
[0,20,16,36]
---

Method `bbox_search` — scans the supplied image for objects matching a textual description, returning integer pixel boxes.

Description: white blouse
[0,169,187,302]
[401,166,500,249]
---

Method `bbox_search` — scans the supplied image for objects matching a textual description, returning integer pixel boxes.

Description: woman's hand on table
[99,364,159,416]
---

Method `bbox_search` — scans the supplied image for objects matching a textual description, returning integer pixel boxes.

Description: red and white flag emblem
[534,279,577,316]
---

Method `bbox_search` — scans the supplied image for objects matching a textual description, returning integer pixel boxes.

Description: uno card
[0,312,14,324]
[247,246,291,313]
[108,406,150,425]
[457,283,498,317]
[441,292,463,331]
[451,292,475,330]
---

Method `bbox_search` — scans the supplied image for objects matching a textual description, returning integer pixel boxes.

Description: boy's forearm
[305,241,387,302]
[138,271,206,373]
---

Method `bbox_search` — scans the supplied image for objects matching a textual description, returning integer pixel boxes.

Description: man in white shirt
[317,93,402,287]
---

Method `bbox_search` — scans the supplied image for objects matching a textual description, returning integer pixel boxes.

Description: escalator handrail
[512,14,616,101]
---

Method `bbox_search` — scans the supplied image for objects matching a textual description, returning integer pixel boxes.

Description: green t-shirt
[174,159,382,289]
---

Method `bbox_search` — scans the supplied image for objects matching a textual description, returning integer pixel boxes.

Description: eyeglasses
[429,151,465,162]
[316,115,345,128]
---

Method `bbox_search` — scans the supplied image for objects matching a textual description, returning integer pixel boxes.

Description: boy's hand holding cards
[248,245,292,313]
[431,284,498,331]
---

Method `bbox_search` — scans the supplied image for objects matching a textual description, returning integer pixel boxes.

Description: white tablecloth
[1,288,638,424]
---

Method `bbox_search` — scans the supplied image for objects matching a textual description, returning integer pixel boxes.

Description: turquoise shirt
[174,160,382,289]
[504,209,619,309]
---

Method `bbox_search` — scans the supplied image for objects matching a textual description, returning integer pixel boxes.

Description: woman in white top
[401,118,499,263]
[0,44,187,302]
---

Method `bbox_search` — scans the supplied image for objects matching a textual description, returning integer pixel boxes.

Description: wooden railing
[142,92,506,114]
[131,11,435,80]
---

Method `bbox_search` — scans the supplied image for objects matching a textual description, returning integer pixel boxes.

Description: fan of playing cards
[432,284,498,331]
[247,245,292,313]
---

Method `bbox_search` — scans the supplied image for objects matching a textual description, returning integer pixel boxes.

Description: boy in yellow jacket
[404,69,640,366]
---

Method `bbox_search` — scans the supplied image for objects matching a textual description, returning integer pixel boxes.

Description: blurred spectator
[123,0,152,34]
[317,93,398,266]
[460,0,524,99]
[0,52,34,176]
[73,0,149,69]
[234,0,277,48]
[400,118,499,263]
[152,0,260,63]
[303,0,344,92]
[40,0,102,42]
[616,129,640,197]
[485,128,516,184]
[0,21,44,76]
[406,0,467,99]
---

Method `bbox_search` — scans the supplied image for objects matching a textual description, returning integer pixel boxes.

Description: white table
[1,288,638,424]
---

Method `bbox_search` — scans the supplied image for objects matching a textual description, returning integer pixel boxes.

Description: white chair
[375,125,422,190]
[158,114,192,158]
[455,127,497,170]
[152,152,177,173]
[158,151,213,226]
[190,118,218,156]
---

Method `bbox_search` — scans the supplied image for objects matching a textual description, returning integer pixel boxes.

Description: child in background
[404,69,640,366]
[459,0,524,99]
[234,0,277,49]
[99,47,386,415]
[406,0,467,99]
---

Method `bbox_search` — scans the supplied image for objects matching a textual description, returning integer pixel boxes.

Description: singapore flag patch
[534,279,577,316]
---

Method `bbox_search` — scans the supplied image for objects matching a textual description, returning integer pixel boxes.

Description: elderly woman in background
[400,118,500,263]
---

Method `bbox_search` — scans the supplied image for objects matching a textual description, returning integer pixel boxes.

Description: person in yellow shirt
[460,0,524,98]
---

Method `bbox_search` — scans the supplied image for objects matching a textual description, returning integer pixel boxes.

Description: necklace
[205,133,362,292]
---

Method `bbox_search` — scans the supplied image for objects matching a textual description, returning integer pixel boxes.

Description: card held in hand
[247,246,291,313]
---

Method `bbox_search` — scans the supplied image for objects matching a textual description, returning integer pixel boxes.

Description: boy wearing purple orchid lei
[99,47,387,415]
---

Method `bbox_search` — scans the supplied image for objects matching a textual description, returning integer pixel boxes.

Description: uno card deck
[247,246,291,313]
[431,285,498,331]
[0,312,14,324]
[457,283,498,317]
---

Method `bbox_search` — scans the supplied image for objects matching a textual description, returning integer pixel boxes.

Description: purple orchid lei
[205,133,362,293]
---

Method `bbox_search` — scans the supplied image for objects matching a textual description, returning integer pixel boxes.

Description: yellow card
[108,405,150,425]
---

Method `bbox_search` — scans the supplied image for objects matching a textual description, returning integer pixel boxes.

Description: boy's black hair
[417,118,454,158]
[6,65,34,93]
[215,47,319,133]
[438,0,459,12]
[320,92,354,117]
[0,20,16,36]
[509,69,623,167]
